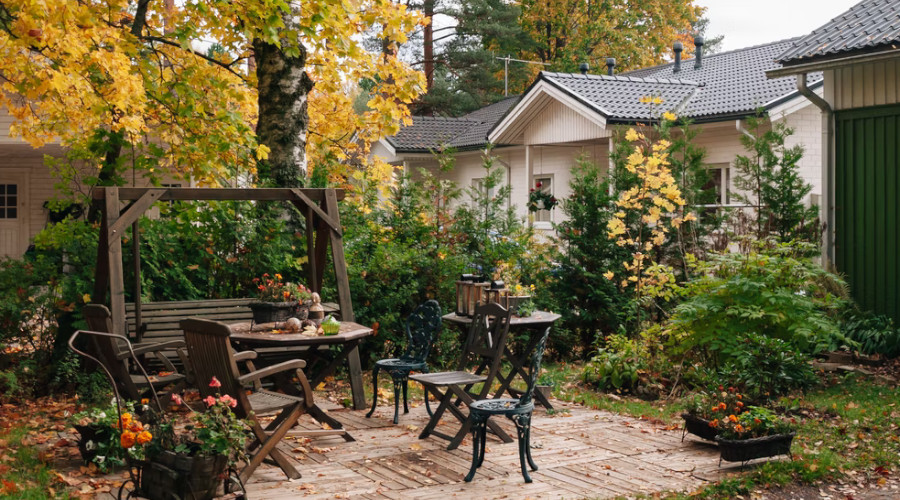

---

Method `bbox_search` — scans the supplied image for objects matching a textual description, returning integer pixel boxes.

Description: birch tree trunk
[253,8,314,187]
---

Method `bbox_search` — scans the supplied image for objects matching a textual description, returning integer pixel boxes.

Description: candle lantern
[468,281,490,316]
[483,280,508,306]
[455,274,478,316]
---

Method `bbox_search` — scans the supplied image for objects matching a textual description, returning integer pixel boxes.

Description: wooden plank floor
[240,399,753,499]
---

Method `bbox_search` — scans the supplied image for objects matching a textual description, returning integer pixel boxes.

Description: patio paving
[242,399,745,499]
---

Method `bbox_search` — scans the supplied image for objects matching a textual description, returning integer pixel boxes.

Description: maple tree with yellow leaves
[0,0,425,195]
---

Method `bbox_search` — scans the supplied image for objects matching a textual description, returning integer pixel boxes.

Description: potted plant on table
[250,273,312,324]
[714,406,795,464]
[682,386,748,442]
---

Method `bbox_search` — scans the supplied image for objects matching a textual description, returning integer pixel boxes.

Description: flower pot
[73,424,105,464]
[141,451,227,500]
[715,432,795,463]
[501,295,532,316]
[250,301,303,324]
[681,413,719,442]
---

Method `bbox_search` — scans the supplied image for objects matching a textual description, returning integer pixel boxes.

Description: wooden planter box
[250,301,306,324]
[140,451,227,500]
[715,433,795,463]
[681,413,719,442]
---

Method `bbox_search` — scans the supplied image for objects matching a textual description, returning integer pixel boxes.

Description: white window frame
[699,164,732,207]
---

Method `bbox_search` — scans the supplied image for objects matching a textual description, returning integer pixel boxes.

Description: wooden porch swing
[90,187,364,407]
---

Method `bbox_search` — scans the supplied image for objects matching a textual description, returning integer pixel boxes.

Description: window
[533,175,553,223]
[471,178,494,200]
[0,184,17,219]
[701,166,731,206]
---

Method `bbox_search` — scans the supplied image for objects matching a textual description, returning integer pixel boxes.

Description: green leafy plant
[717,333,818,401]
[840,309,900,358]
[666,243,850,367]
[527,181,558,212]
[581,333,648,392]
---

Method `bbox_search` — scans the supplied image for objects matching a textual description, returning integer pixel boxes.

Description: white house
[373,37,826,232]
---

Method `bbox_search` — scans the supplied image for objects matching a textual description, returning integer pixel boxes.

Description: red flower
[209,376,222,388]
[204,395,217,407]
[219,395,238,408]
[171,394,183,405]
[535,182,542,188]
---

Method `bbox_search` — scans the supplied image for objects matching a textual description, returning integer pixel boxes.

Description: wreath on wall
[527,181,558,212]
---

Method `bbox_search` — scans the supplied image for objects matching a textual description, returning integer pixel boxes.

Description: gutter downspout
[795,73,835,265]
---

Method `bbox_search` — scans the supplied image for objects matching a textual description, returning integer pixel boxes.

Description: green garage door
[836,103,900,321]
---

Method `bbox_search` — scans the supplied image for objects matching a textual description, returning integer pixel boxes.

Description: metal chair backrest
[68,329,162,412]
[517,326,551,408]
[455,302,512,382]
[179,318,252,418]
[399,300,442,363]
[81,305,144,400]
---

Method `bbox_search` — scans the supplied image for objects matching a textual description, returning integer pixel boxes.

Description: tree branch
[143,36,247,79]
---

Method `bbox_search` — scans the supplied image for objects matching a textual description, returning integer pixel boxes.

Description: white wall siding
[826,59,900,111]
[778,103,824,197]
[524,99,611,145]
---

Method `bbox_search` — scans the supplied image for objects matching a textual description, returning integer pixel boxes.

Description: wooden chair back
[456,302,512,385]
[400,300,442,363]
[82,304,143,400]
[180,318,252,418]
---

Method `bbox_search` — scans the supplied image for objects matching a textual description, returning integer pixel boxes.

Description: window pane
[7,184,15,195]
[7,196,15,207]
[702,168,723,204]
[0,185,5,195]
[6,208,15,219]
[0,208,6,218]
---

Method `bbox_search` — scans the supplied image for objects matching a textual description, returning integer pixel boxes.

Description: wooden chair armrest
[237,359,307,385]
[149,351,179,373]
[232,351,258,362]
[118,340,186,359]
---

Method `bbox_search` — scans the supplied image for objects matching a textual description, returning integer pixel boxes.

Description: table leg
[497,326,554,410]
[347,344,365,410]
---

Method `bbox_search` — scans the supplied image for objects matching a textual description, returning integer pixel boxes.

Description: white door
[0,173,27,257]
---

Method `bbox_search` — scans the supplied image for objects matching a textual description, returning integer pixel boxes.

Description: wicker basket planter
[715,433,795,463]
[250,301,306,324]
[140,451,227,500]
[681,413,719,442]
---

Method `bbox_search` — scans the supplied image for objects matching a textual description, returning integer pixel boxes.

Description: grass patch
[0,424,69,498]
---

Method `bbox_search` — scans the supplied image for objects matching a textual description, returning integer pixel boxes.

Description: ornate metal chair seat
[366,300,442,424]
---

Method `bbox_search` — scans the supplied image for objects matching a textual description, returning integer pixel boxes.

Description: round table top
[442,310,561,327]
[229,320,373,346]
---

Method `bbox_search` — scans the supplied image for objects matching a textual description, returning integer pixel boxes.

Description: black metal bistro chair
[366,300,442,424]
[464,323,551,483]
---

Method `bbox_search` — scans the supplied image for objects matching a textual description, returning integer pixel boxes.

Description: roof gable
[777,0,900,65]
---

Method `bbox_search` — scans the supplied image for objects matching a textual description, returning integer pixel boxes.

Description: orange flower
[118,413,132,429]
[718,403,727,410]
[728,414,738,423]
[709,419,719,428]
[121,430,136,449]
[129,421,143,433]
[734,424,744,433]
[711,406,719,412]
[736,402,744,408]
[736,394,742,399]
[754,418,762,424]
[136,430,153,445]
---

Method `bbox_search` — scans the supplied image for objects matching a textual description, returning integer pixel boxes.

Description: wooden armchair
[410,303,513,450]
[82,304,187,403]
[179,318,348,483]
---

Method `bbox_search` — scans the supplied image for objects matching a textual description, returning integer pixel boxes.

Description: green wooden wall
[835,103,900,321]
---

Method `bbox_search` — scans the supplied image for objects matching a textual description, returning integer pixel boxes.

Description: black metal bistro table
[442,310,561,409]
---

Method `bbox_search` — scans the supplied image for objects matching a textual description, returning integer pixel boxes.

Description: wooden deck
[243,399,744,499]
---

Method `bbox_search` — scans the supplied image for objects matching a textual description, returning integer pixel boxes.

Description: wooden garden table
[228,321,373,410]
[442,310,561,409]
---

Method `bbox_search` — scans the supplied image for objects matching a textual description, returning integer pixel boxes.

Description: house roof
[538,73,700,122]
[387,39,823,152]
[625,38,822,120]
[776,0,900,65]
[384,97,519,153]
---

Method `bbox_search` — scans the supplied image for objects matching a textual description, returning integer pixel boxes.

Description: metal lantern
[483,280,507,306]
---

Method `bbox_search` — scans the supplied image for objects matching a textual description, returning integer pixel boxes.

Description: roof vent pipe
[673,41,683,73]
[579,63,589,75]
[693,36,704,70]
[606,57,616,75]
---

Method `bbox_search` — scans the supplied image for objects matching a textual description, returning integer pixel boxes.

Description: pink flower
[219,395,238,408]
[170,394,183,405]
[204,395,217,407]
[209,376,222,388]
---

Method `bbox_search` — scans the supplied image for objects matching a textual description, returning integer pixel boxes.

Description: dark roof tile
[776,0,900,64]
